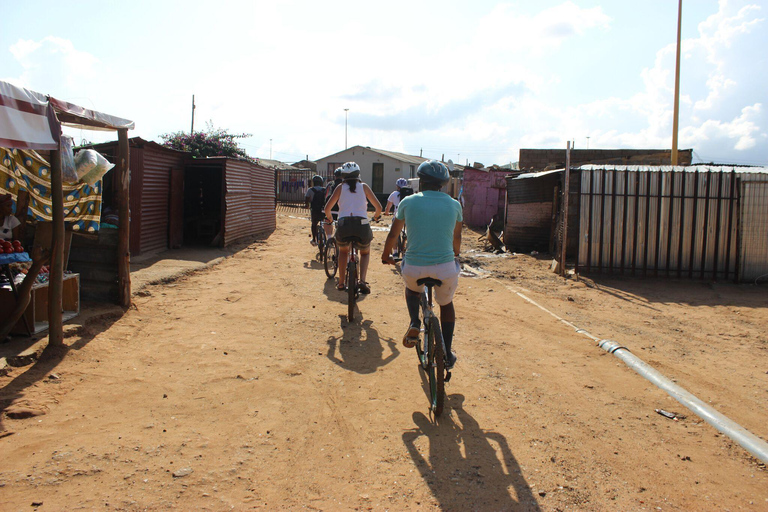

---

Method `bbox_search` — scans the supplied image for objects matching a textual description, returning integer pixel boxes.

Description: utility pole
[586,136,590,149]
[672,0,683,165]
[191,95,196,134]
[560,141,572,276]
[270,139,272,160]
[344,108,349,149]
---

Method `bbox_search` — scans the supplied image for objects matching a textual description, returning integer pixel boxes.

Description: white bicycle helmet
[341,162,361,179]
[395,178,409,188]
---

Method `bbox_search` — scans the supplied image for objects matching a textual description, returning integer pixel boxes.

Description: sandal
[402,325,420,348]
[358,282,371,294]
[337,282,346,291]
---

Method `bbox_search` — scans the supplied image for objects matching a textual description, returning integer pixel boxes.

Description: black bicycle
[323,222,338,279]
[414,277,451,416]
[314,221,327,261]
[345,242,361,322]
[393,229,407,261]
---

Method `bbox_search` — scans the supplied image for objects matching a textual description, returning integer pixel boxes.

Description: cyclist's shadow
[403,394,541,511]
[326,317,400,374]
[303,258,324,270]
[321,277,372,305]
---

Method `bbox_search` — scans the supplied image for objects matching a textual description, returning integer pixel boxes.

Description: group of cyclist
[305,159,462,369]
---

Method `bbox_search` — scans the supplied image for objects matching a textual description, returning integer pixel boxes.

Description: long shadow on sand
[403,395,540,511]
[326,316,400,375]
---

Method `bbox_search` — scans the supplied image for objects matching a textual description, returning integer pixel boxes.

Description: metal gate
[739,180,768,282]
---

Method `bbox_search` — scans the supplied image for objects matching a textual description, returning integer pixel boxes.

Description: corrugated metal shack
[462,167,511,228]
[174,156,276,248]
[504,169,580,254]
[85,138,186,255]
[505,164,768,282]
[69,141,275,301]
[577,165,768,282]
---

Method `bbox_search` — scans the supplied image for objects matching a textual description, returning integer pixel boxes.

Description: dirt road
[1,212,767,511]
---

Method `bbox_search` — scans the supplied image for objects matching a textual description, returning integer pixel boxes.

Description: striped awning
[0,81,60,150]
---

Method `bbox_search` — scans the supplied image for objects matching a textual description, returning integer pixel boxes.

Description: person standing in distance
[381,160,462,368]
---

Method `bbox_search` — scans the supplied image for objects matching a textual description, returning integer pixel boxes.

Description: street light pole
[270,139,272,160]
[344,109,349,149]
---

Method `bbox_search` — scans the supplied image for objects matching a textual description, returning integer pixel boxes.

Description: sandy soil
[1,210,767,511]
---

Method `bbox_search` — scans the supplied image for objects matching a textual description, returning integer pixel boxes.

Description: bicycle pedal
[445,371,452,383]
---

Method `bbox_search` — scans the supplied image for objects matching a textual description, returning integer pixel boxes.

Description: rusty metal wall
[138,145,184,254]
[739,180,768,282]
[223,160,276,246]
[577,166,768,280]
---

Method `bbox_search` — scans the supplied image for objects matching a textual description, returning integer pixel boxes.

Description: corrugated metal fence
[577,166,768,281]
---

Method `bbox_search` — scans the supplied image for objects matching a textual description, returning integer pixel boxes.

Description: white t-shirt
[1,215,20,240]
[337,182,368,218]
[387,190,400,208]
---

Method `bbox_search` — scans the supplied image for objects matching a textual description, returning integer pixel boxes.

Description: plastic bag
[60,136,78,183]
[74,149,116,185]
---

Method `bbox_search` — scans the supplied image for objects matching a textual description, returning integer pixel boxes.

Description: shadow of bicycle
[326,317,400,374]
[403,395,540,511]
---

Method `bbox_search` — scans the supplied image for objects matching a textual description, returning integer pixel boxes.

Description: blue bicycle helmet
[416,160,450,186]
[395,178,409,188]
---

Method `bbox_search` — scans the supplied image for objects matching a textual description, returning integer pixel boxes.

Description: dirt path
[1,212,766,511]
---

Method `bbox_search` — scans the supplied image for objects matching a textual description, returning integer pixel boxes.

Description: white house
[315,146,427,199]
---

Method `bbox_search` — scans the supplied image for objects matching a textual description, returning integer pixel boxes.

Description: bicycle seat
[416,277,442,287]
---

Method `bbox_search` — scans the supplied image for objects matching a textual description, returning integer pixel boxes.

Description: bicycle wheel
[324,238,338,279]
[397,231,407,257]
[347,259,357,322]
[316,226,326,260]
[430,315,446,416]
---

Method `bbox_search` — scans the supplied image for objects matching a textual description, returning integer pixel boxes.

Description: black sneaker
[445,351,457,370]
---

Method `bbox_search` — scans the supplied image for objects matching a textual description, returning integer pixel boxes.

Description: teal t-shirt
[396,191,463,266]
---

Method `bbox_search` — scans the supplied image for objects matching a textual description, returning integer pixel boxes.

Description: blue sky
[1,0,766,166]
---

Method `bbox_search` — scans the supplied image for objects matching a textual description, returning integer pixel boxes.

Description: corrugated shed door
[739,180,768,282]
[223,160,276,246]
[139,146,179,254]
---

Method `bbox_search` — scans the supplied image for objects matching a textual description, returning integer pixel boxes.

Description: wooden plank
[117,129,131,307]
[48,149,64,346]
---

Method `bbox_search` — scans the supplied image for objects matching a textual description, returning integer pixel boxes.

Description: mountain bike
[414,277,451,416]
[323,222,338,279]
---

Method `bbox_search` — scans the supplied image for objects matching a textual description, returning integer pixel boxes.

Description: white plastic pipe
[598,340,768,464]
[494,279,768,465]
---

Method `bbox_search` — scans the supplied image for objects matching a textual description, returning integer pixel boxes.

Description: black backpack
[310,186,326,210]
[399,186,414,200]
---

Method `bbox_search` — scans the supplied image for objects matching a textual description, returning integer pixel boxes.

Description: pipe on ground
[494,279,768,465]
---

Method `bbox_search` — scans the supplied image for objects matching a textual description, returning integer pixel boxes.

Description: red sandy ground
[1,210,766,511]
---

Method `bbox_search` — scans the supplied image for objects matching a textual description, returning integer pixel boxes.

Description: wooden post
[48,149,64,346]
[117,129,131,307]
[671,0,683,165]
[560,142,571,276]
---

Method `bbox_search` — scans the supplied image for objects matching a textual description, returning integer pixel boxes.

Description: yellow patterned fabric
[0,147,102,233]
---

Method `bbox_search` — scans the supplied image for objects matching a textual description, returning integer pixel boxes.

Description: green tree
[160,122,255,162]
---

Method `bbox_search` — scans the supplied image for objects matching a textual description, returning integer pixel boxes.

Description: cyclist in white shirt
[324,162,382,293]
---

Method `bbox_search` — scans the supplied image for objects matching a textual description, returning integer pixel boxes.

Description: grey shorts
[335,216,373,249]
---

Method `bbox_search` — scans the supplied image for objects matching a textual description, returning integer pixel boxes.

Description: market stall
[0,80,133,344]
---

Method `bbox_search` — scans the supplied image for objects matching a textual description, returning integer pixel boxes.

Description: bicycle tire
[397,231,407,257]
[316,226,327,260]
[425,318,438,413]
[324,239,338,279]
[431,315,446,416]
[347,259,357,322]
